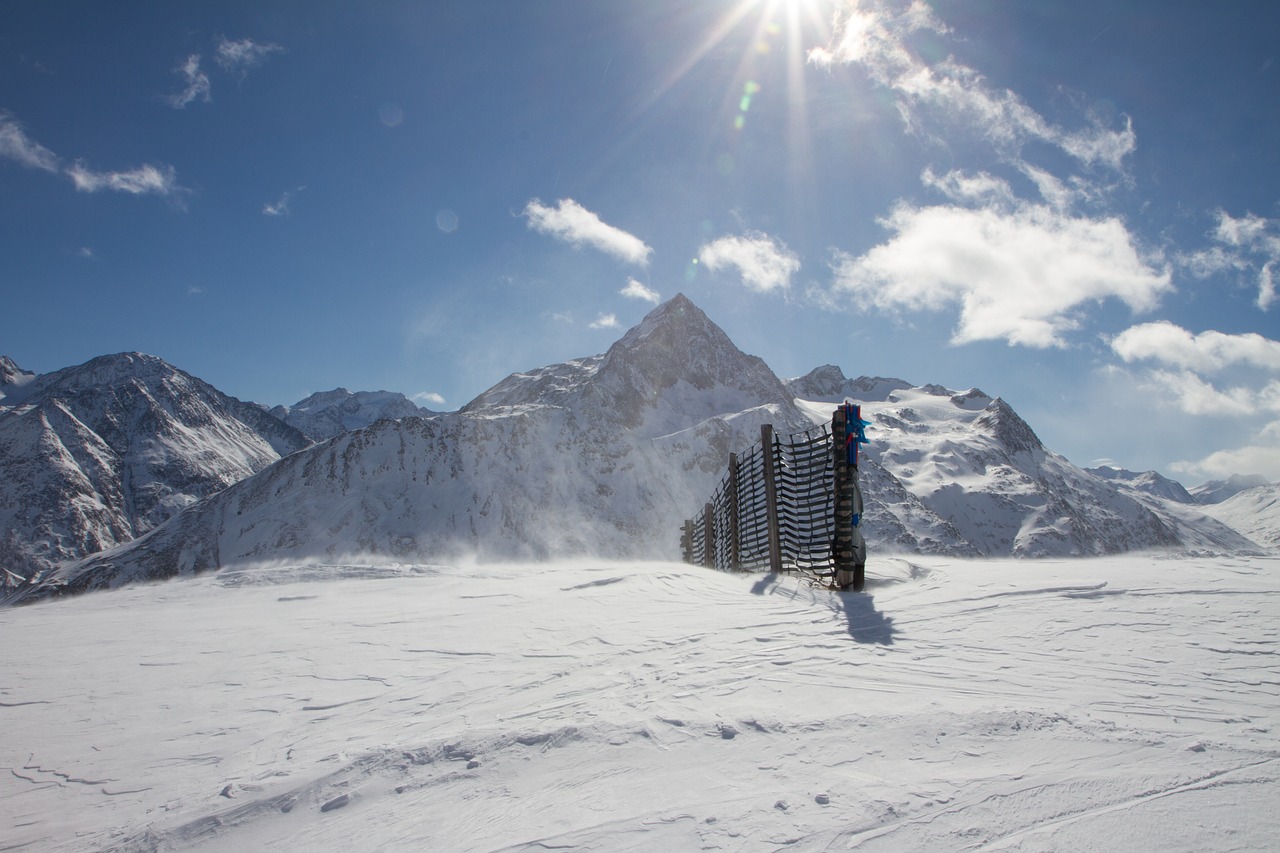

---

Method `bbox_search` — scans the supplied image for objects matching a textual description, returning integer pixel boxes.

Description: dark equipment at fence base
[681,406,870,592]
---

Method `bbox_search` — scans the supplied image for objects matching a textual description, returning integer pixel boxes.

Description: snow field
[2,554,1278,851]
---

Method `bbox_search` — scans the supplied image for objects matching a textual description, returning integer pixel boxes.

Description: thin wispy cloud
[263,187,303,217]
[1,110,184,204]
[589,313,620,330]
[215,37,284,76]
[825,198,1171,348]
[67,161,186,201]
[523,198,652,266]
[168,54,211,108]
[1181,210,1280,311]
[620,278,660,304]
[0,112,60,172]
[809,0,1134,171]
[698,232,800,293]
[168,38,282,108]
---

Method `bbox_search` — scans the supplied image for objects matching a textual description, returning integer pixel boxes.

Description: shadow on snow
[749,572,897,645]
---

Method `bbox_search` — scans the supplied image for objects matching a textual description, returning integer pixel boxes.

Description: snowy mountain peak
[590,294,801,434]
[271,387,436,441]
[0,355,37,405]
[974,397,1044,456]
[1,354,33,385]
[1191,473,1272,505]
[785,366,913,403]
[0,352,309,589]
[1087,466,1197,504]
[466,295,801,436]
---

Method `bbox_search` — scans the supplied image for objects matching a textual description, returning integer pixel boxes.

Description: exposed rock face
[0,353,309,588]
[271,388,437,442]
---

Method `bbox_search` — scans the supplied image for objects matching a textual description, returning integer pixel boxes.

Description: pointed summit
[588,294,799,434]
[465,295,801,435]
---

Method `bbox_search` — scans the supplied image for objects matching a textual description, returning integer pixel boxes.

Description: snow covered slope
[16,297,821,597]
[1088,465,1262,551]
[1087,465,1198,504]
[270,388,438,442]
[2,554,1277,851]
[1200,484,1280,548]
[793,371,1194,556]
[0,353,310,589]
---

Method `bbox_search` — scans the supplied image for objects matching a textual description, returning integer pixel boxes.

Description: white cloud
[523,198,652,266]
[808,0,1134,171]
[589,313,620,330]
[698,232,800,293]
[215,37,284,75]
[413,391,446,406]
[1138,369,1269,417]
[1214,210,1271,247]
[1260,264,1276,312]
[921,167,1014,207]
[168,54,211,108]
[1112,321,1280,373]
[1172,420,1280,482]
[620,278,660,304]
[827,202,1171,347]
[67,161,184,199]
[1182,210,1280,311]
[0,112,60,172]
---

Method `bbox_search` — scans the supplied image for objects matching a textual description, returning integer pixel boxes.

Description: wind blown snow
[2,554,1277,851]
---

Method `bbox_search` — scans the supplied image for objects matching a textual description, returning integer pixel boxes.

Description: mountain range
[3,295,1274,601]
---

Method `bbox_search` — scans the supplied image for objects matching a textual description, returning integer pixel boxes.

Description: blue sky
[3,1,1279,483]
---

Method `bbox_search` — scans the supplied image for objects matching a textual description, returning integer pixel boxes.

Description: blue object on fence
[842,403,871,466]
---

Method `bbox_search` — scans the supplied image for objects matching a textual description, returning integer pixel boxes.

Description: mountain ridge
[5,297,1273,601]
[0,352,310,589]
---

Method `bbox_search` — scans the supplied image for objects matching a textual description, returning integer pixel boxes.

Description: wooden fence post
[681,519,694,564]
[832,406,866,591]
[760,423,783,573]
[727,452,741,571]
[703,501,715,569]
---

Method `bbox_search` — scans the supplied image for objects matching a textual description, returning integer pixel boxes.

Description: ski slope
[3,554,1278,851]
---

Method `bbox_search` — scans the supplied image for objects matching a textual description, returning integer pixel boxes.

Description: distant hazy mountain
[1191,474,1272,505]
[1087,466,1197,504]
[1198,484,1280,549]
[7,296,1270,601]
[0,353,309,589]
[271,388,438,442]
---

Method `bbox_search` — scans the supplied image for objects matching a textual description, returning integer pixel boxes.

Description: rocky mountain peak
[0,356,37,405]
[1191,473,1273,505]
[1,355,33,386]
[272,388,435,442]
[784,366,913,403]
[589,294,798,433]
[466,295,802,435]
[974,397,1044,456]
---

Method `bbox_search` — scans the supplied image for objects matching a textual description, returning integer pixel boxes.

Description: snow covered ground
[3,554,1278,851]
